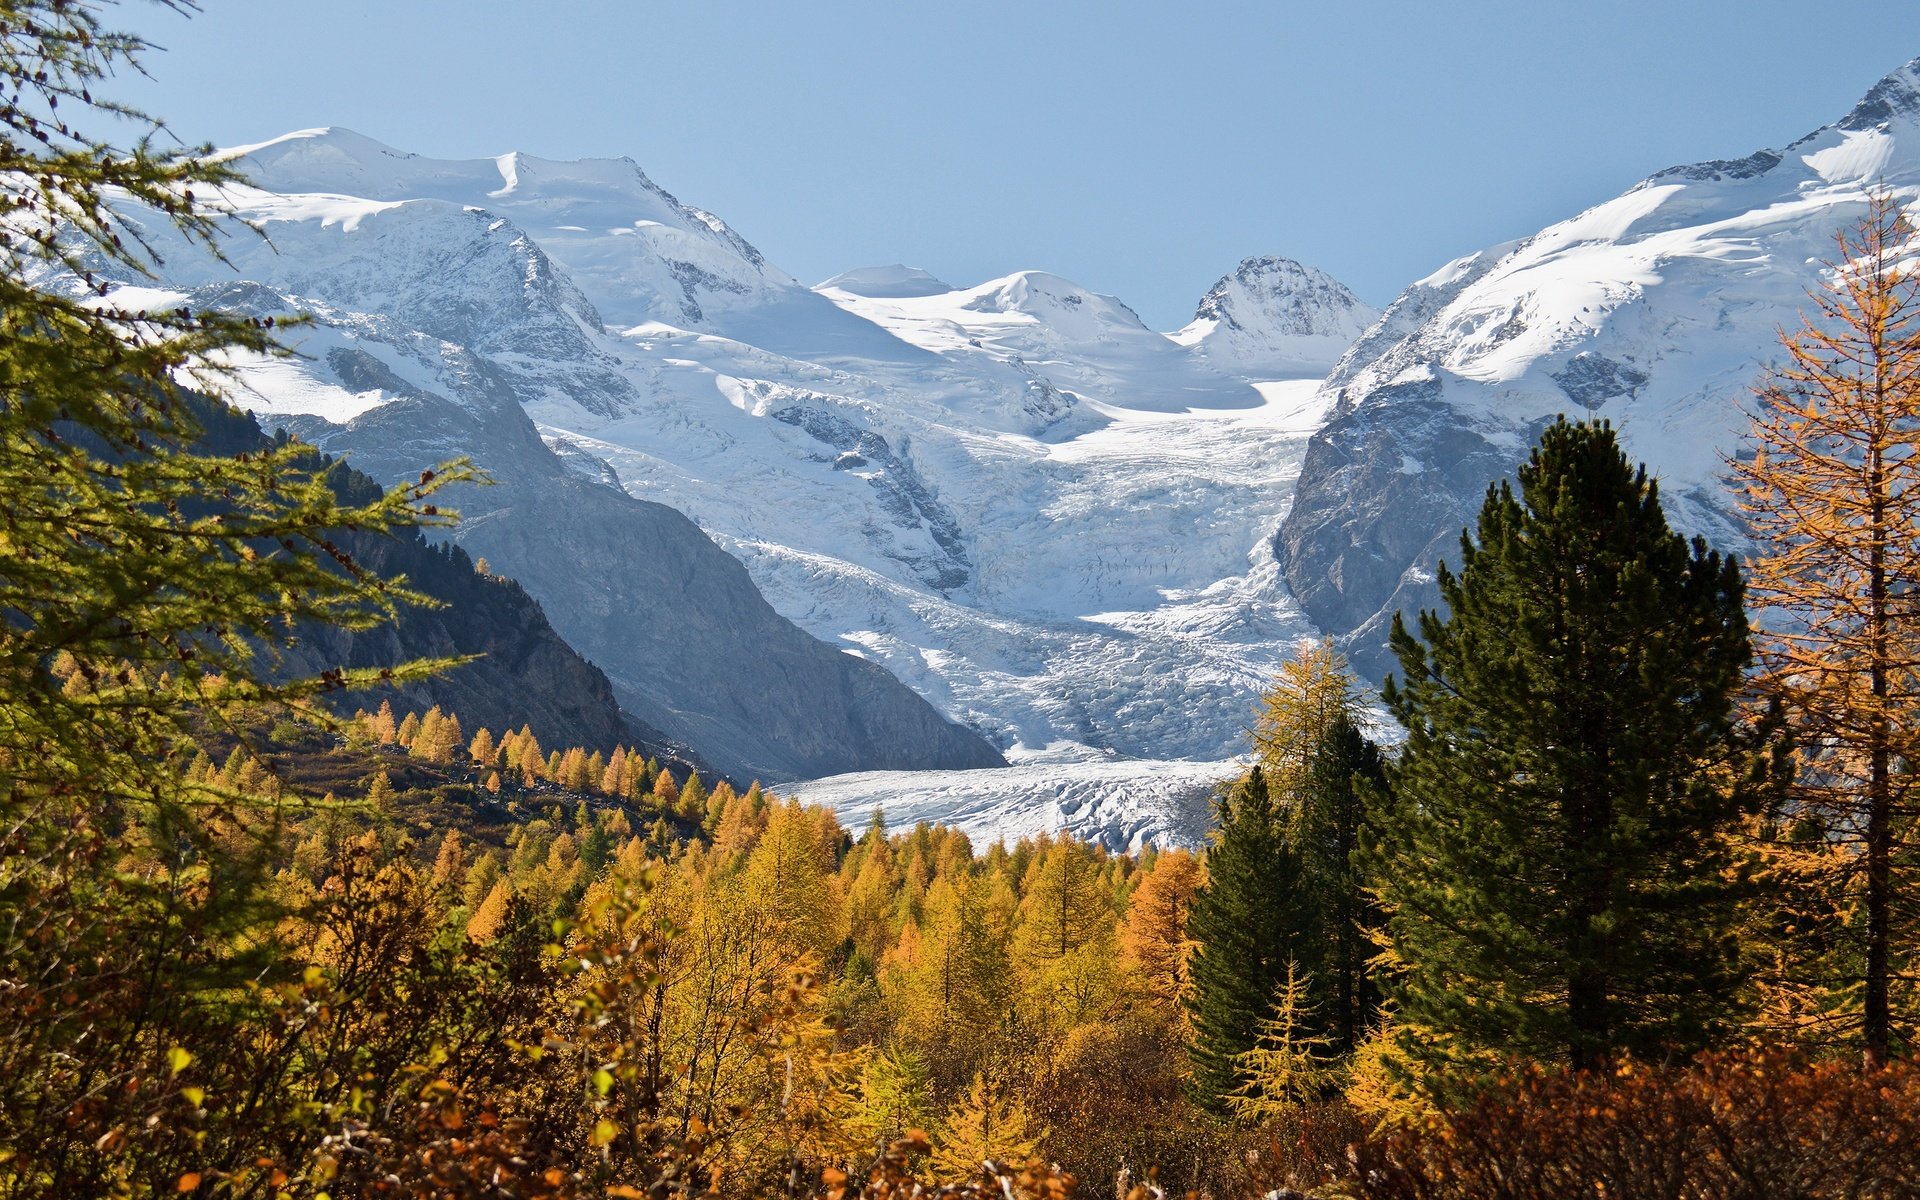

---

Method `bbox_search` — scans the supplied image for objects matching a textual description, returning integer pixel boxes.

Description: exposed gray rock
[1551,352,1649,411]
[1277,388,1534,679]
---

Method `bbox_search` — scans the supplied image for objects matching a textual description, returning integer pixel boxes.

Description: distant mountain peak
[214,127,787,330]
[1174,255,1378,377]
[816,264,954,298]
[1278,49,1920,682]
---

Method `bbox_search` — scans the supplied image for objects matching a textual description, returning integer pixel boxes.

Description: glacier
[43,47,1920,847]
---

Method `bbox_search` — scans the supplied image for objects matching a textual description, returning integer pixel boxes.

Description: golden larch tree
[1119,846,1203,1018]
[1251,638,1358,802]
[1734,189,1920,1066]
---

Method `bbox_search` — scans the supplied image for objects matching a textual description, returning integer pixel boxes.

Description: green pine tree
[581,815,614,875]
[1293,711,1387,1053]
[1370,417,1782,1081]
[1185,766,1308,1110]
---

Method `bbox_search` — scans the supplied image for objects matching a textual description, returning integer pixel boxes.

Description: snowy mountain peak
[959,270,1147,327]
[1174,256,1379,378]
[1838,55,1920,133]
[216,127,788,330]
[1280,51,1920,683]
[816,264,954,298]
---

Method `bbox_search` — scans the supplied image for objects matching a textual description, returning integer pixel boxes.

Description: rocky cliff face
[1279,57,1920,679]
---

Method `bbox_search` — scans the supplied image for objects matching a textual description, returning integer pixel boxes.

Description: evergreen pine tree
[581,817,614,876]
[1294,712,1387,1052]
[1372,417,1781,1078]
[1185,767,1308,1109]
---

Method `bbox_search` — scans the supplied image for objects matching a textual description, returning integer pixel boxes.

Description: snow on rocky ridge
[1174,256,1381,379]
[52,127,1375,846]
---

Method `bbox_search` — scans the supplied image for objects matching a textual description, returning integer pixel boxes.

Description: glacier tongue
[793,754,1238,852]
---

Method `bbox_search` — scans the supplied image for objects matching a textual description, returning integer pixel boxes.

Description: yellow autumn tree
[370,699,399,745]
[930,1072,1046,1183]
[1250,638,1358,801]
[1012,837,1120,1033]
[886,874,1012,1087]
[468,726,498,768]
[1227,962,1342,1122]
[1734,190,1920,1066]
[466,878,512,943]
[1119,846,1203,1018]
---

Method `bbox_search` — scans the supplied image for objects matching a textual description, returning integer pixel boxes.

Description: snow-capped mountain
[1281,56,1920,678]
[224,127,787,331]
[1174,256,1381,377]
[43,126,1373,843]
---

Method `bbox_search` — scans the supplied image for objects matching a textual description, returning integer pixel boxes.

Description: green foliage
[1371,417,1782,1080]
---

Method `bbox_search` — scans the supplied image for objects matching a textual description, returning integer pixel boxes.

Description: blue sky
[115,2,1920,329]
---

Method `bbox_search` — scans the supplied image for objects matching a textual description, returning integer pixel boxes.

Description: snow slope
[1280,56,1920,674]
[45,127,1373,842]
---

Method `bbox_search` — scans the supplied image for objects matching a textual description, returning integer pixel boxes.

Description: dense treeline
[6,4,1920,1197]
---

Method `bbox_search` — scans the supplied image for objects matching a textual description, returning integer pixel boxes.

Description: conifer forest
[3,4,1919,1198]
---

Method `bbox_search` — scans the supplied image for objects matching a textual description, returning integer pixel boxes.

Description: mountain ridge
[1280,54,1920,678]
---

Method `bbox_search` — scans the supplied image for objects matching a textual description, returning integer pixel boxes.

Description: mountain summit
[39,123,1384,841]
[1174,256,1380,377]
